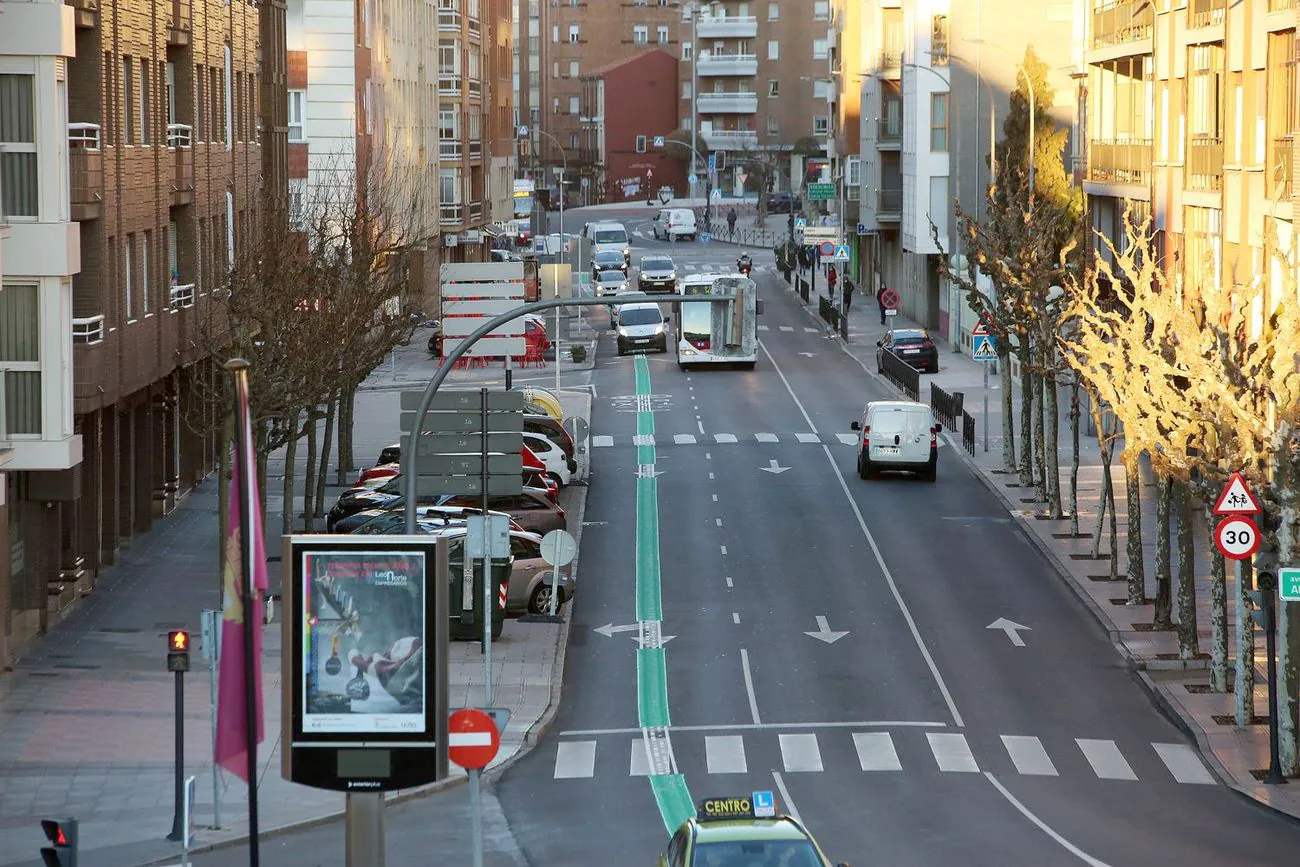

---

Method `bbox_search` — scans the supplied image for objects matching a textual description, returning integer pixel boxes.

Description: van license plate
[875,447,900,456]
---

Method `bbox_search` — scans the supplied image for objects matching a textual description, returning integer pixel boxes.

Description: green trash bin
[448,547,511,642]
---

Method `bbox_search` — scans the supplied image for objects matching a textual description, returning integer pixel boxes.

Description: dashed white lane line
[739,649,761,724]
[779,326,795,332]
[732,612,740,625]
[715,518,723,527]
[712,494,718,502]
[720,545,728,555]
[725,576,734,588]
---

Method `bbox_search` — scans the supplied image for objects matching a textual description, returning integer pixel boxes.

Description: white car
[523,431,572,486]
[595,270,629,297]
[584,220,631,264]
[614,303,670,355]
[849,400,941,481]
[650,208,697,241]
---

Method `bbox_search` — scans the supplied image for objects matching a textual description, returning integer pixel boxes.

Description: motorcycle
[737,258,753,277]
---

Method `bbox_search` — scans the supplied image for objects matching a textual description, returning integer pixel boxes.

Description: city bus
[675,273,759,370]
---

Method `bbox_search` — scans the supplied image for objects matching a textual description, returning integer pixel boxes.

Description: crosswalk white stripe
[1152,743,1215,784]
[927,732,979,773]
[591,435,614,448]
[755,433,779,442]
[779,326,795,332]
[632,434,655,446]
[554,741,597,779]
[758,324,770,331]
[795,433,820,443]
[778,733,824,772]
[804,327,821,333]
[714,433,738,443]
[836,433,858,445]
[673,434,697,445]
[852,732,902,771]
[705,735,748,774]
[630,739,650,776]
[1076,738,1137,781]
[1001,735,1059,776]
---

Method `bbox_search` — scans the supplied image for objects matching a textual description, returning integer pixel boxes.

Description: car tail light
[923,341,935,350]
[931,426,938,448]
[862,425,870,445]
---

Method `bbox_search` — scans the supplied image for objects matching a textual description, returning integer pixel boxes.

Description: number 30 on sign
[1215,516,1260,561]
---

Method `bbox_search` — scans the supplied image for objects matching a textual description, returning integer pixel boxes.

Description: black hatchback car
[876,328,939,374]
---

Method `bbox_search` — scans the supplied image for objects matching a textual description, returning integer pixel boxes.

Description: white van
[849,400,941,481]
[651,208,697,241]
[613,302,670,355]
[584,221,631,264]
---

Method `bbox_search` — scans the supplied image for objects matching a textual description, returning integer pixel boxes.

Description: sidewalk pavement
[0,342,596,867]
[778,266,1300,821]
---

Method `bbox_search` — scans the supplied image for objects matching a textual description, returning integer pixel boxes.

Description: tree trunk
[1153,475,1173,628]
[1175,480,1199,658]
[336,380,357,485]
[1018,340,1034,489]
[314,393,339,529]
[1045,371,1062,518]
[1089,400,1110,559]
[280,410,300,536]
[302,408,319,533]
[1000,352,1017,472]
[1123,449,1146,605]
[1107,456,1120,580]
[1069,377,1080,536]
[1207,503,1229,692]
[1277,489,1300,775]
[1236,559,1256,726]
[1034,372,1047,503]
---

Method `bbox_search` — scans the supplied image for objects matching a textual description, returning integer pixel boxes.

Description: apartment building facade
[1082,0,1296,309]
[857,0,1078,345]
[514,0,547,184]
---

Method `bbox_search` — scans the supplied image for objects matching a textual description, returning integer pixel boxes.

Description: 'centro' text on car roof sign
[697,791,777,820]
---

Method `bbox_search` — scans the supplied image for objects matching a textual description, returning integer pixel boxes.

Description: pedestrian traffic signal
[167,630,191,673]
[39,817,77,867]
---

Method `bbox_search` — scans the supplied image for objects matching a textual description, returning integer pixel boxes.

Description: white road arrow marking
[594,623,640,638]
[986,618,1031,647]
[804,615,849,644]
[627,633,675,645]
[759,459,791,474]
[798,352,816,358]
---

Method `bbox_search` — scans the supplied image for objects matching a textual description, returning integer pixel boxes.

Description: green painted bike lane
[633,354,696,833]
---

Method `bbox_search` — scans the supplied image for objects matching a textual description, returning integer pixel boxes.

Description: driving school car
[656,793,848,867]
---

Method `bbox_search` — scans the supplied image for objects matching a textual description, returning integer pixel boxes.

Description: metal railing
[469,200,484,221]
[468,79,482,98]
[169,283,196,310]
[1189,0,1226,27]
[880,347,920,401]
[962,411,976,456]
[167,123,193,148]
[68,123,101,149]
[1088,139,1152,185]
[881,49,903,69]
[929,383,964,432]
[878,114,903,144]
[438,74,461,96]
[877,188,902,216]
[1187,137,1224,191]
[469,139,482,159]
[439,139,462,159]
[1091,0,1154,48]
[440,202,464,223]
[818,295,840,331]
[1271,137,1293,199]
[72,314,105,344]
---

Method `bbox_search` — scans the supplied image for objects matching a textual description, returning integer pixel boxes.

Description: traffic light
[167,630,191,673]
[39,817,77,867]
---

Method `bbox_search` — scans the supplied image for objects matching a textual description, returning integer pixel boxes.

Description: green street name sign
[806,183,835,201]
[1281,568,1300,602]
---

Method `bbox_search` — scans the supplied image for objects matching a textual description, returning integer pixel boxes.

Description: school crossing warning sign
[971,323,997,362]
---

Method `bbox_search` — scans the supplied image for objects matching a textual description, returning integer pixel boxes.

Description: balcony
[72,315,105,345]
[1271,137,1293,200]
[1186,137,1223,192]
[439,74,462,97]
[1091,0,1153,51]
[66,0,98,29]
[168,284,196,310]
[697,53,758,77]
[439,0,461,32]
[1087,139,1152,186]
[877,188,902,220]
[469,201,484,222]
[440,138,462,159]
[468,78,482,100]
[696,15,758,38]
[1189,0,1226,28]
[167,0,191,47]
[701,129,759,150]
[1270,0,1295,9]
[878,114,903,149]
[68,123,103,222]
[880,47,903,75]
[469,139,483,160]
[441,202,464,225]
[168,124,194,207]
[696,91,758,114]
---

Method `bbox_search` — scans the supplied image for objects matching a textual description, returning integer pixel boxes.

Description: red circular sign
[448,708,501,770]
[1215,516,1260,561]
[880,288,900,309]
[819,241,836,256]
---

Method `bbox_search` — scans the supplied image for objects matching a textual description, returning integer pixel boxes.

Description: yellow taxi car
[656,792,848,867]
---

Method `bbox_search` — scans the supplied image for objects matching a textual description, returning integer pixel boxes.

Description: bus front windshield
[680,299,712,345]
[513,197,534,219]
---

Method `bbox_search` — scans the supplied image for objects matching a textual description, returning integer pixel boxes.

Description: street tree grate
[1185,683,1233,694]
[1110,597,1156,605]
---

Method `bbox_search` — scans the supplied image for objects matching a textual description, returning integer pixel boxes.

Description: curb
[811,296,1298,821]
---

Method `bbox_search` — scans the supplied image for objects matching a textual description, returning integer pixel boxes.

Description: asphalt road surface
[191,206,1300,867]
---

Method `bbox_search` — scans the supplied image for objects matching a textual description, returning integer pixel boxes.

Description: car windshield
[692,840,824,867]
[891,330,928,344]
[872,408,933,436]
[598,272,625,285]
[593,229,627,244]
[595,252,623,264]
[642,258,673,271]
[619,308,663,326]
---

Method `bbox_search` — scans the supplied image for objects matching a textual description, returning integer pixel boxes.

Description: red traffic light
[168,630,190,652]
[40,820,68,846]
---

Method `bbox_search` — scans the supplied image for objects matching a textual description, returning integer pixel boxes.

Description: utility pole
[690,4,699,201]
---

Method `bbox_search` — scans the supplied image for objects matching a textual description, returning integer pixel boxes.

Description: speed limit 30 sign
[1215,516,1261,561]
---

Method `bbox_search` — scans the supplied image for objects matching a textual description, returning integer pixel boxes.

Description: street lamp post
[534,129,569,393]
[689,4,701,201]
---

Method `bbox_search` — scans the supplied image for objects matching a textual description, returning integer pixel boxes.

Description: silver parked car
[435,526,573,616]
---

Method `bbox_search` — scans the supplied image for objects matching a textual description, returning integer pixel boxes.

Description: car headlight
[654,323,666,334]
[616,327,629,337]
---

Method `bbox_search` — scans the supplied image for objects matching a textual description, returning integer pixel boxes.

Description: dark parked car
[767,192,799,214]
[876,328,939,374]
[591,249,629,279]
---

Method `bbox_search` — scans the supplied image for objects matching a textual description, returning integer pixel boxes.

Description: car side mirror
[835,862,851,867]
[876,340,883,348]
[663,316,671,323]
[933,423,943,433]
[755,298,764,315]
[850,421,861,431]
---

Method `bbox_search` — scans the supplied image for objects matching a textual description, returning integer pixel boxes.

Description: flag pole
[224,357,261,865]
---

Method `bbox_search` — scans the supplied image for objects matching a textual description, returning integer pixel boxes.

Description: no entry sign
[448,708,500,770]
[880,288,900,310]
[1215,516,1260,561]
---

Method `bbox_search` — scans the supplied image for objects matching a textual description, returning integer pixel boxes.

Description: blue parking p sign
[752,790,776,818]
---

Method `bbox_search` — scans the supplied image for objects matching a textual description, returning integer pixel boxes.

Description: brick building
[579,50,687,203]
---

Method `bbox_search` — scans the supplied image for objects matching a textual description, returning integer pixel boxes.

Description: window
[0,75,37,217]
[813,79,831,100]
[768,2,778,20]
[224,44,233,149]
[930,93,949,150]
[813,115,829,135]
[196,220,205,290]
[682,80,693,99]
[552,96,560,114]
[288,178,306,228]
[195,66,205,140]
[657,25,669,44]
[568,96,579,114]
[440,168,459,203]
[767,41,779,60]
[846,154,861,200]
[766,115,779,134]
[569,60,579,77]
[568,24,579,42]
[165,61,177,127]
[124,57,137,144]
[813,39,828,60]
[124,234,136,321]
[636,134,647,153]
[226,190,235,269]
[570,132,579,148]
[551,24,559,42]
[0,282,40,435]
[141,231,152,315]
[288,89,306,141]
[813,0,829,19]
[633,25,648,43]
[682,41,693,61]
[768,80,779,97]
[931,15,949,65]
[140,60,152,144]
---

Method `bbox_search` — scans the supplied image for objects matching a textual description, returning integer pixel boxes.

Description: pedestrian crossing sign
[972,333,997,361]
[795,217,808,229]
[830,244,850,261]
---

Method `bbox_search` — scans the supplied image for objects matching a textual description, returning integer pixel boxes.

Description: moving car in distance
[614,303,670,356]
[637,255,678,294]
[656,793,847,867]
[591,249,629,279]
[877,328,939,374]
[850,399,941,481]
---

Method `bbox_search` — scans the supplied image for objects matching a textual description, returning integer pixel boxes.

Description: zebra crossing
[590,432,861,448]
[550,728,1217,787]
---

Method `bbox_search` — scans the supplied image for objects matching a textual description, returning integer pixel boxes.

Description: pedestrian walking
[877,285,888,326]
[826,265,838,299]
[843,278,855,313]
[726,207,737,240]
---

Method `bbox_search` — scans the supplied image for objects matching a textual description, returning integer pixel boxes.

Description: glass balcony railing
[1189,0,1226,28]
[1186,137,1224,191]
[1270,137,1293,200]
[1088,139,1153,185]
[72,315,106,345]
[877,188,902,217]
[1092,0,1154,50]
